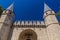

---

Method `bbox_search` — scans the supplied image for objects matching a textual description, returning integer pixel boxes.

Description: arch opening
[18,29,37,40]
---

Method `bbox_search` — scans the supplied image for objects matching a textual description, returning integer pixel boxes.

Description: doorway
[18,29,37,40]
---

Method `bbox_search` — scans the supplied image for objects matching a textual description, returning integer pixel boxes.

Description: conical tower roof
[7,3,14,11]
[44,3,52,12]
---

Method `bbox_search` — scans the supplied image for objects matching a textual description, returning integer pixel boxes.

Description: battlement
[13,20,45,27]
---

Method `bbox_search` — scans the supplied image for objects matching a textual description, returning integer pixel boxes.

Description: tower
[0,3,14,40]
[44,3,60,40]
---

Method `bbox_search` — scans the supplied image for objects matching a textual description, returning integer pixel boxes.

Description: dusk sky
[0,0,60,22]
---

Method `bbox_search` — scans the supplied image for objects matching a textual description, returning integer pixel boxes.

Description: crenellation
[20,21,25,25]
[24,21,29,25]
[28,21,33,25]
[41,21,45,25]
[16,21,20,26]
[13,21,17,25]
[36,21,41,25]
[32,21,37,25]
[13,21,45,26]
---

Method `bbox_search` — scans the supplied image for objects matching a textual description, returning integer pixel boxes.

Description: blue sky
[0,0,60,22]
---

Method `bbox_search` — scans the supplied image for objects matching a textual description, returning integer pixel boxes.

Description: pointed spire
[7,3,14,11]
[44,3,52,12]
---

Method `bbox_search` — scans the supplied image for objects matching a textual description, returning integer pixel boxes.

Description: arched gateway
[18,29,37,40]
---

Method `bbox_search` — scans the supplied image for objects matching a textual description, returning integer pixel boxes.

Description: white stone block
[28,21,33,25]
[25,21,29,25]
[21,21,24,25]
[36,21,41,25]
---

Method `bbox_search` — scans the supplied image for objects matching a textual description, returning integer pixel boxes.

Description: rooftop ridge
[13,20,45,26]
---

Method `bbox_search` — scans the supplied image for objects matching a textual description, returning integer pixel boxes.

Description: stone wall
[11,24,48,40]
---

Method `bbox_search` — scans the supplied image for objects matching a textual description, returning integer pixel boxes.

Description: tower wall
[0,14,7,30]
[44,10,60,40]
[0,9,14,40]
